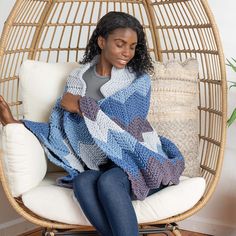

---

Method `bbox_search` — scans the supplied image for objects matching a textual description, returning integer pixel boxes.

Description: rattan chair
[0,0,227,235]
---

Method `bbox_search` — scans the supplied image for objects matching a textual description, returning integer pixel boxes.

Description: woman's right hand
[60,92,82,115]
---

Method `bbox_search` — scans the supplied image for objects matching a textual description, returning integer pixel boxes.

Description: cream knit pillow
[148,58,200,177]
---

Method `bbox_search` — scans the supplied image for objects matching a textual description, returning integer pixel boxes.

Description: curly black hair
[80,11,153,76]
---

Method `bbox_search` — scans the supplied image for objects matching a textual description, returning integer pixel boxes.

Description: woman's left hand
[60,92,82,115]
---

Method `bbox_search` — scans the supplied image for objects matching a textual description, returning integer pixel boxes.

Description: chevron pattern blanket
[23,63,185,200]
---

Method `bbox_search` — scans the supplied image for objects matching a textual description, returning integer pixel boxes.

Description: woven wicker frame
[0,0,227,232]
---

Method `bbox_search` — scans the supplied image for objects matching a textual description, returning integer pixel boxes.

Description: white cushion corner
[134,176,206,223]
[2,123,47,197]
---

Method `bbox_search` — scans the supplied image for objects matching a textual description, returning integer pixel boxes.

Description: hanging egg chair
[0,0,227,235]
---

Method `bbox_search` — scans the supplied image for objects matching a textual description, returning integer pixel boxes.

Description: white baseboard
[0,217,36,236]
[179,216,236,236]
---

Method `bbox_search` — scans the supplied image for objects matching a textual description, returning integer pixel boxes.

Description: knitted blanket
[23,63,185,200]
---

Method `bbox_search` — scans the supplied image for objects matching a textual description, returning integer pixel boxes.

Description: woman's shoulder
[68,64,84,78]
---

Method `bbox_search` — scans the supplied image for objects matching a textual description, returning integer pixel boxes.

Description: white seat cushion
[22,173,205,225]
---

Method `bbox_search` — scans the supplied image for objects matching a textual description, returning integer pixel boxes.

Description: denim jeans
[73,167,164,236]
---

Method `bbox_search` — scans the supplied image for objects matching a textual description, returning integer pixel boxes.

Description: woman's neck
[96,60,112,77]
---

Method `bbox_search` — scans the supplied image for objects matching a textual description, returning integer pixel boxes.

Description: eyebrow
[114,39,137,45]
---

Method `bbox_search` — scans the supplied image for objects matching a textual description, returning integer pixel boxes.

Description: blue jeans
[73,167,164,236]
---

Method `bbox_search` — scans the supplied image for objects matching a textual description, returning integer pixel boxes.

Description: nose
[122,47,132,58]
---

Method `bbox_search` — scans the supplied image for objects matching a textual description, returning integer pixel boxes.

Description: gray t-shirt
[83,65,110,101]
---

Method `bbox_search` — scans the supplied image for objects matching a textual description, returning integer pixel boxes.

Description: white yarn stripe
[83,110,125,143]
[141,130,162,153]
[79,142,107,169]
[100,66,136,98]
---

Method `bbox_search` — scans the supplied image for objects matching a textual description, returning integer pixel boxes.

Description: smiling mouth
[118,59,128,65]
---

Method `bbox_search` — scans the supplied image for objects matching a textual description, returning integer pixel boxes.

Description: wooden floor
[18,227,212,236]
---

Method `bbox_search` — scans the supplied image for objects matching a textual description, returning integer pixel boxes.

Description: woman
[0,12,184,236]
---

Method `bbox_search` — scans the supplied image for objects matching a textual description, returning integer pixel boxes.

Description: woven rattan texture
[0,0,227,231]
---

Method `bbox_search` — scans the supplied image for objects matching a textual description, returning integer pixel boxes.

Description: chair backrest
[0,0,227,227]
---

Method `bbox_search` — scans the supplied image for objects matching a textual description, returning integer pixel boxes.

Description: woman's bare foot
[0,96,21,126]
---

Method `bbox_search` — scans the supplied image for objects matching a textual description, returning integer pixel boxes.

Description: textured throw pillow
[148,58,200,177]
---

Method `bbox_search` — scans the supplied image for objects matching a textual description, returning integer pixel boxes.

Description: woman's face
[98,28,138,70]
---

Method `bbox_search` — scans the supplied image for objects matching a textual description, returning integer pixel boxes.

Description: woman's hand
[60,92,82,115]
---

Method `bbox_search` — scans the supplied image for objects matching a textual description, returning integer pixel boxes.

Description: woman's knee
[73,170,101,190]
[97,167,130,194]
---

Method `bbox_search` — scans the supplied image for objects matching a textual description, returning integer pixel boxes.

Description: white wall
[0,1,236,235]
